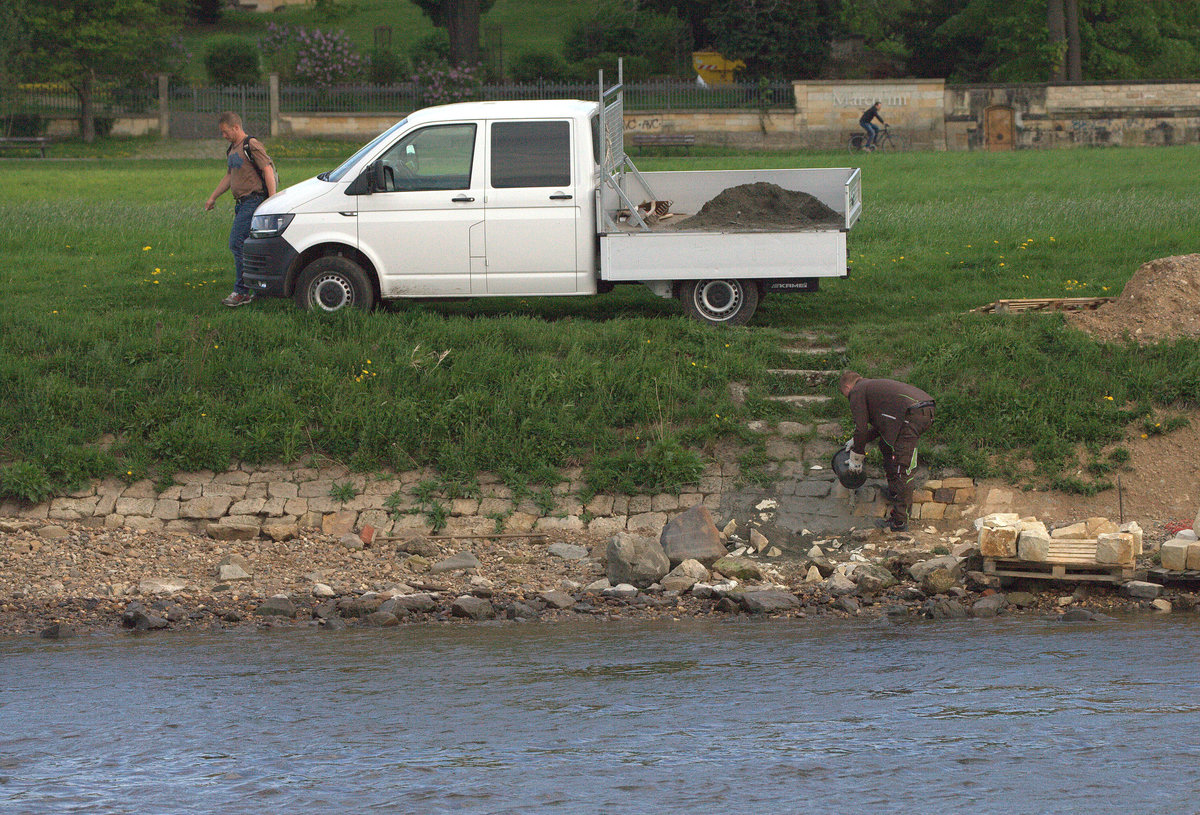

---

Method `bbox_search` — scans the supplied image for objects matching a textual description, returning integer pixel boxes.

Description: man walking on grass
[204,112,276,307]
[840,370,935,532]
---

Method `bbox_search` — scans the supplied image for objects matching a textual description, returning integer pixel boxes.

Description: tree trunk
[1065,0,1082,81]
[79,70,96,144]
[446,0,480,66]
[1047,0,1066,81]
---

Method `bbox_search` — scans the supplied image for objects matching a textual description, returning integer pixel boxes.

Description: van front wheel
[294,256,377,313]
[680,279,759,326]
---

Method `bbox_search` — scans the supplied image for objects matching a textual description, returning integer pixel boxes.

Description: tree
[409,0,496,67]
[706,0,834,79]
[1,0,30,136]
[24,0,182,143]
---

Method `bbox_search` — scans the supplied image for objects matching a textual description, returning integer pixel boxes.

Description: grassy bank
[1,144,1198,502]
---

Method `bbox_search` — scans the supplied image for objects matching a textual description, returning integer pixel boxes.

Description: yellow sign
[692,51,745,86]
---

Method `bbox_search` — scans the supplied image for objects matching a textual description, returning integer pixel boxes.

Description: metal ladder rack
[597,59,658,232]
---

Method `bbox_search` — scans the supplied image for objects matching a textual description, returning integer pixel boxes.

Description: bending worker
[839,370,935,532]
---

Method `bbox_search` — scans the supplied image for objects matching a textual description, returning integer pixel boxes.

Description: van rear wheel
[294,256,376,313]
[680,279,759,326]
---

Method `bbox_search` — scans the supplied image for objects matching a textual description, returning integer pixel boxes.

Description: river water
[3,615,1199,814]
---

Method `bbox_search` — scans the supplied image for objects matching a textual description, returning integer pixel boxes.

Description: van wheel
[294,256,376,313]
[680,279,758,326]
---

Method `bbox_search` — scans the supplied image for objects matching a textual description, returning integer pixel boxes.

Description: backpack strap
[241,135,270,196]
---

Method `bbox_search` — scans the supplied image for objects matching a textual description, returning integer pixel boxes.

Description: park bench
[0,136,53,158]
[630,132,696,153]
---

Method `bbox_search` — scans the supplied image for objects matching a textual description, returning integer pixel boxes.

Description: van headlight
[250,213,295,238]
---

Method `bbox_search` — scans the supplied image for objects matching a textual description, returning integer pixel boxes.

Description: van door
[356,122,483,296]
[484,119,579,295]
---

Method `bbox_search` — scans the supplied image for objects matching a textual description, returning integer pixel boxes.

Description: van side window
[378,123,476,192]
[490,121,570,188]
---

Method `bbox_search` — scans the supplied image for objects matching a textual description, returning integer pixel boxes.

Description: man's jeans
[230,193,265,295]
[861,122,880,147]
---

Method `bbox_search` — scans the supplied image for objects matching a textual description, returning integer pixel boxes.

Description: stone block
[1018,530,1051,562]
[912,490,934,503]
[923,480,942,490]
[953,487,976,504]
[943,477,974,489]
[180,495,233,520]
[909,503,922,520]
[1120,522,1143,555]
[322,511,357,535]
[115,497,156,517]
[1052,522,1089,540]
[207,522,259,541]
[153,499,181,521]
[228,498,265,516]
[1096,533,1134,566]
[1188,543,1200,571]
[628,512,668,532]
[922,502,946,520]
[1160,540,1189,571]
[1087,517,1119,537]
[268,481,299,499]
[651,493,680,512]
[933,488,955,504]
[979,525,1018,558]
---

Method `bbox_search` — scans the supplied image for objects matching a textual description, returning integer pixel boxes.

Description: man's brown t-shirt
[227,137,273,200]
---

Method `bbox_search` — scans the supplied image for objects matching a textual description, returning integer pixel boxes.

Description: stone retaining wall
[1,462,981,541]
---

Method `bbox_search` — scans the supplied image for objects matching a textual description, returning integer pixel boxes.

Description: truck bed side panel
[599,230,847,282]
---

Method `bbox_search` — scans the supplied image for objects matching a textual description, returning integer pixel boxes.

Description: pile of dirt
[1070,254,1200,343]
[671,181,841,231]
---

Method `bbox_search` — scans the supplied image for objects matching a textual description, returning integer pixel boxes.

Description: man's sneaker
[874,517,909,533]
[222,291,254,307]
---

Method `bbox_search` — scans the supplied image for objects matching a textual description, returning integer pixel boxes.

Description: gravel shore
[2,516,1191,639]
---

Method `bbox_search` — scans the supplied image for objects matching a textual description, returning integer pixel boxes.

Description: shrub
[2,113,43,137]
[510,51,570,83]
[368,49,408,84]
[187,0,221,25]
[295,27,364,87]
[0,461,53,503]
[410,30,450,66]
[205,36,261,86]
[412,60,483,106]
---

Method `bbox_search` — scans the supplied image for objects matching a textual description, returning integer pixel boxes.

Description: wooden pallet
[972,296,1114,314]
[984,557,1135,583]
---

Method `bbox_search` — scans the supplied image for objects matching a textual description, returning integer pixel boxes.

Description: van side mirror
[372,159,388,192]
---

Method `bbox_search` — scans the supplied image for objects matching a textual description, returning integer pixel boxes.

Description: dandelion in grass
[1104,396,1114,401]
[142,246,151,251]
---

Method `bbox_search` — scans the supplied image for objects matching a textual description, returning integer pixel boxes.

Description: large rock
[121,602,168,631]
[206,522,258,541]
[451,595,496,620]
[736,589,800,614]
[1122,581,1162,600]
[659,505,726,568]
[921,568,958,595]
[971,593,1008,618]
[712,556,763,582]
[851,563,897,594]
[1051,522,1089,540]
[606,533,670,588]
[660,559,709,593]
[548,542,588,561]
[1188,542,1200,571]
[823,572,857,597]
[256,595,296,617]
[139,578,187,595]
[387,592,437,613]
[216,563,252,582]
[923,599,968,619]
[909,555,962,583]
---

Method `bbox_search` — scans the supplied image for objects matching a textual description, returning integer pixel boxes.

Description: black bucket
[831,448,866,490]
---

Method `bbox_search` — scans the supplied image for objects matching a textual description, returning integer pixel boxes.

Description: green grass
[1,144,1199,501]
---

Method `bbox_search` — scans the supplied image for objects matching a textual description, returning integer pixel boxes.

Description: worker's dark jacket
[848,378,934,453]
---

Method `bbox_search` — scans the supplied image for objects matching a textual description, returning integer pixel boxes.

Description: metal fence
[7,83,156,116]
[10,78,794,118]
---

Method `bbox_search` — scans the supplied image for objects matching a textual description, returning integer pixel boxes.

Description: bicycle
[848,124,903,153]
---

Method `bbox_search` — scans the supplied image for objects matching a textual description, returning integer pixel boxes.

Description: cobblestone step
[766,394,834,406]
[765,368,839,384]
[782,346,847,356]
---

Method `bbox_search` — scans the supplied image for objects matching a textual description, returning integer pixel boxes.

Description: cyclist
[859,101,887,150]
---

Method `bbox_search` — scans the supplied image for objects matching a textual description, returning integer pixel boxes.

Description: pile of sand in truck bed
[669,181,841,231]
[1068,254,1200,343]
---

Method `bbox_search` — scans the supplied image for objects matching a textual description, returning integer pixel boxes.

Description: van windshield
[324,119,409,182]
